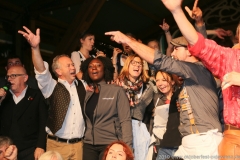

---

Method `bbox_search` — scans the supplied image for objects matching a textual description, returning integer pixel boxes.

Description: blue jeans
[156,147,178,160]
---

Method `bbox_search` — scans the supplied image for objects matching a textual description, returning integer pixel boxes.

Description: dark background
[0,0,239,76]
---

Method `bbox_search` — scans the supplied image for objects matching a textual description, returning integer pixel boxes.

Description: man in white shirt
[18,26,86,160]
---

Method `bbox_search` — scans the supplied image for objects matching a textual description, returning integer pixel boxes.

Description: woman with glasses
[115,54,155,160]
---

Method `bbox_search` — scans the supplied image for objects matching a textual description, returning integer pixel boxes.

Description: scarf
[120,78,143,107]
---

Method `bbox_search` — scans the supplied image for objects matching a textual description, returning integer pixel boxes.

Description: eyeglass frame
[5,74,26,79]
[130,60,143,67]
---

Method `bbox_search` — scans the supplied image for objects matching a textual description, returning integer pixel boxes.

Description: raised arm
[105,31,155,64]
[18,26,45,73]
[159,19,173,56]
[161,0,198,45]
[185,6,207,38]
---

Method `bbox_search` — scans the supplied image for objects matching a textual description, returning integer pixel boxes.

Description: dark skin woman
[81,57,133,160]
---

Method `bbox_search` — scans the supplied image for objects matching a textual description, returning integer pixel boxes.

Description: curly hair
[81,56,114,84]
[102,141,134,160]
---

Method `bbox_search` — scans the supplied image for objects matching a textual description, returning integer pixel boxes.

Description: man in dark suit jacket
[0,55,38,90]
[0,66,48,160]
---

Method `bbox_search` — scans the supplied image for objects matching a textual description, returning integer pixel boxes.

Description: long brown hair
[118,55,149,82]
[102,141,134,160]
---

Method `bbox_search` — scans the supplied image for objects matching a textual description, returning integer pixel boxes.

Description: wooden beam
[0,1,24,13]
[52,0,106,57]
[30,0,84,15]
[38,15,69,29]
[118,0,161,23]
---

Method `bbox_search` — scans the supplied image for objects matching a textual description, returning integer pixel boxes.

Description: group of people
[0,0,240,160]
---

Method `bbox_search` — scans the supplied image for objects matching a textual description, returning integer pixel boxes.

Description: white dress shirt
[35,62,85,139]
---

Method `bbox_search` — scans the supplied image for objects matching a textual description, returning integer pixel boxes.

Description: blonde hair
[118,55,149,82]
[39,151,63,160]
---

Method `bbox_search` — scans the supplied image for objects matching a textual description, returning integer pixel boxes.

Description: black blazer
[0,87,48,151]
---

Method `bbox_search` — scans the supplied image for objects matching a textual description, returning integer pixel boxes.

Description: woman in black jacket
[81,57,132,160]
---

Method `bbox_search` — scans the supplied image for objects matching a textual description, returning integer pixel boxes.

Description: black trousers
[83,143,108,160]
[18,147,35,160]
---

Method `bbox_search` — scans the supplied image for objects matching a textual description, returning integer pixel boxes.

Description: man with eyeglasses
[0,55,38,90]
[0,66,48,160]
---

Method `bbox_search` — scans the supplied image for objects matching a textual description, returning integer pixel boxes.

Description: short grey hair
[39,151,63,160]
[52,54,70,77]
[0,136,13,147]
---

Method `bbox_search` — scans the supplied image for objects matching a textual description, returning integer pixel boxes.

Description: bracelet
[165,30,169,33]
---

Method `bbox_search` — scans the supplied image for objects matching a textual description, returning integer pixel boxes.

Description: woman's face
[106,144,127,160]
[80,35,95,51]
[88,59,104,83]
[128,57,143,82]
[156,72,174,96]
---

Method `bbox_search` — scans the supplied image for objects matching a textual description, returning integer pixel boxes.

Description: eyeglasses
[130,60,143,66]
[5,74,25,79]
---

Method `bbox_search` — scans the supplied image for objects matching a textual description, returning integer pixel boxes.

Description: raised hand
[18,26,40,48]
[113,48,122,58]
[161,0,183,12]
[159,19,170,32]
[215,28,228,39]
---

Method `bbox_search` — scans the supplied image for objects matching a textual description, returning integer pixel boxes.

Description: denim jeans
[156,147,178,160]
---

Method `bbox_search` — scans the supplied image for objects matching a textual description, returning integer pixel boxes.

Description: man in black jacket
[0,66,48,160]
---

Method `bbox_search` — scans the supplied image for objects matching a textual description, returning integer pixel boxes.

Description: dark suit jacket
[0,87,48,151]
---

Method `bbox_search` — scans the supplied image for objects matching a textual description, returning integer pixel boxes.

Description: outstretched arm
[161,0,198,45]
[18,26,45,73]
[105,31,155,64]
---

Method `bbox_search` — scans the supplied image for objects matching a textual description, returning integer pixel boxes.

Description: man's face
[0,145,8,160]
[55,57,76,84]
[171,46,189,61]
[6,58,23,70]
[7,66,28,94]
[80,35,95,51]
[122,36,136,55]
[147,41,160,50]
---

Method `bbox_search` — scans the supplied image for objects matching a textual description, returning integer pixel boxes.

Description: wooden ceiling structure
[0,0,239,75]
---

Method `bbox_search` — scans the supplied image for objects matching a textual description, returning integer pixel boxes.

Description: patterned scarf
[120,78,143,107]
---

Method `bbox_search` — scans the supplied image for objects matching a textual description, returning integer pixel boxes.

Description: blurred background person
[102,141,134,160]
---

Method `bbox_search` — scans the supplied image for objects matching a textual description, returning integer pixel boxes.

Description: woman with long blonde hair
[115,54,155,160]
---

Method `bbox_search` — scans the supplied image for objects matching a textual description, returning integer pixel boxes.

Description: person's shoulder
[71,51,79,55]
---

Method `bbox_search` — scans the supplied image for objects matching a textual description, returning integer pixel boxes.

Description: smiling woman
[80,57,133,160]
[115,54,156,160]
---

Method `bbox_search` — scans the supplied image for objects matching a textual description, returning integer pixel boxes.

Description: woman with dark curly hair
[102,141,134,160]
[81,57,133,160]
